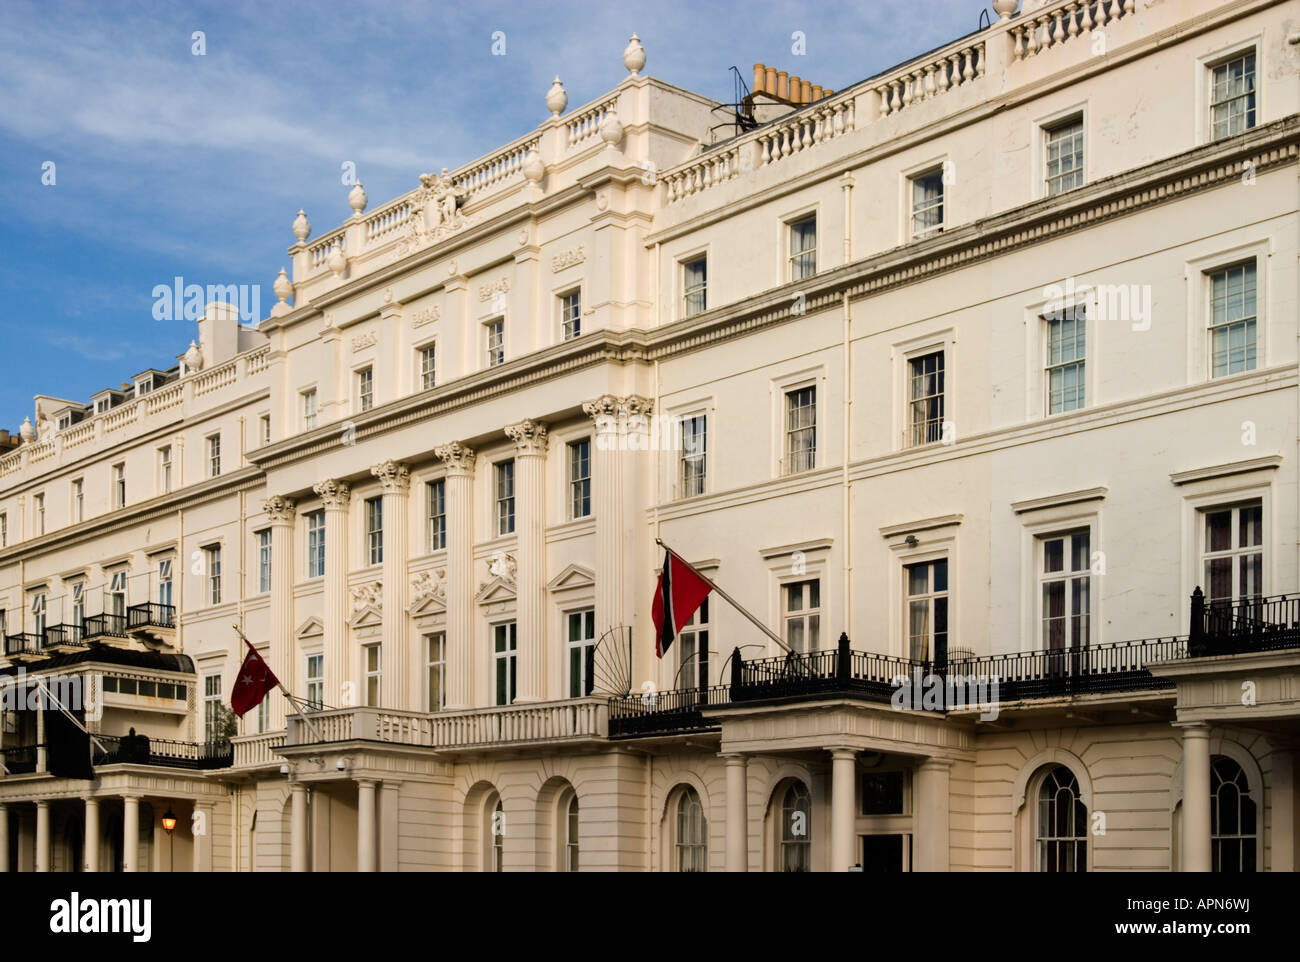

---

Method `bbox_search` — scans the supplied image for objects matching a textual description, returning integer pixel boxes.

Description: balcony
[284,697,609,753]
[609,590,1300,738]
[0,745,39,775]
[81,613,128,643]
[92,733,233,770]
[3,633,46,662]
[231,731,286,769]
[127,602,176,644]
[41,623,86,653]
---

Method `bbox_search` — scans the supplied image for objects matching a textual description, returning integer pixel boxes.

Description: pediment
[475,576,517,605]
[296,616,324,640]
[410,593,447,617]
[547,563,596,593]
[348,605,383,629]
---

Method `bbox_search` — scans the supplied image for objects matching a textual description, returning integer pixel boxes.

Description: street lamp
[161,807,177,871]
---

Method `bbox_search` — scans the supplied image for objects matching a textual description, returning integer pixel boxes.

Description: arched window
[780,782,812,872]
[1036,765,1086,872]
[563,794,580,872]
[1211,756,1256,872]
[488,797,504,872]
[675,787,707,872]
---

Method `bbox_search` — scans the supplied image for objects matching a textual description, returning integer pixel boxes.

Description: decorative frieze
[351,582,382,613]
[505,419,549,455]
[551,245,586,272]
[411,569,447,607]
[412,305,441,328]
[371,459,411,491]
[313,479,351,508]
[479,277,510,302]
[351,331,378,352]
[481,551,517,589]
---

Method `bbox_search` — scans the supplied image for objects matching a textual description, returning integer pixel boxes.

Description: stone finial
[349,182,368,215]
[292,209,311,242]
[371,459,411,491]
[327,243,347,278]
[434,441,477,475]
[271,268,294,317]
[18,417,34,442]
[623,33,646,76]
[546,76,568,116]
[522,148,545,184]
[183,341,204,372]
[313,478,352,507]
[599,108,624,147]
[262,495,297,523]
[993,0,1019,20]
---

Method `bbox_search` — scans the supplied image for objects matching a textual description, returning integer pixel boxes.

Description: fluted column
[583,397,626,643]
[34,801,49,872]
[357,778,377,872]
[372,461,411,710]
[505,420,548,703]
[122,794,139,873]
[313,480,351,707]
[83,797,99,872]
[290,782,308,872]
[724,753,749,871]
[1181,723,1212,872]
[263,496,296,728]
[434,443,476,709]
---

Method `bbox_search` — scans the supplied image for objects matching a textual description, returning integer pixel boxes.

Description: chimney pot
[753,63,766,93]
[776,70,789,100]
[764,66,777,95]
[811,84,823,100]
[801,80,812,103]
[790,74,801,102]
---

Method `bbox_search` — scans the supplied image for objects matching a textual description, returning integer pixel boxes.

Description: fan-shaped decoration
[590,625,633,697]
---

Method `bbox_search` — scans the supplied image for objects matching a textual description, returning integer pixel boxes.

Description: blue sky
[0,0,982,424]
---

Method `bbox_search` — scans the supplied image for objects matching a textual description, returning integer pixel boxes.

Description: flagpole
[232,625,326,745]
[656,537,792,654]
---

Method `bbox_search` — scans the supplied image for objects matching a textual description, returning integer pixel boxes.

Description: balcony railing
[231,731,286,768]
[609,686,730,738]
[82,613,128,640]
[1192,588,1300,656]
[127,603,176,631]
[93,734,233,770]
[0,745,40,775]
[41,623,86,649]
[3,633,43,657]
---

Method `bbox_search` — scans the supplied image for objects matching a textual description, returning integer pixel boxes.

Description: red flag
[231,639,279,717]
[652,549,713,658]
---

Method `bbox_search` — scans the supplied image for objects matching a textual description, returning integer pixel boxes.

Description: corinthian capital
[262,495,297,524]
[434,441,476,476]
[312,478,351,508]
[581,394,621,421]
[370,459,411,492]
[505,419,549,455]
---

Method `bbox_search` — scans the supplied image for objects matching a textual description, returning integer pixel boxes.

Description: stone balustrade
[873,39,985,117]
[231,731,287,768]
[1011,0,1136,61]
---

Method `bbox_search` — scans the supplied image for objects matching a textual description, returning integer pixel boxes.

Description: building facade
[1,0,1298,872]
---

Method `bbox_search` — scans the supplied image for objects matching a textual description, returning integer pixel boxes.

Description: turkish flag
[652,549,713,659]
[231,640,279,717]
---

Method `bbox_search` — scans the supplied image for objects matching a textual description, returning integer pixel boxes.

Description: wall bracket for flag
[655,537,792,654]
[232,625,327,746]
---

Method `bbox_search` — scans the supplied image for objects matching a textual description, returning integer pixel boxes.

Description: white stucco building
[0,0,1297,872]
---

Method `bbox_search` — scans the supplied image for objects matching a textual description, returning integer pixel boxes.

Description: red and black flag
[651,549,713,658]
[231,638,279,717]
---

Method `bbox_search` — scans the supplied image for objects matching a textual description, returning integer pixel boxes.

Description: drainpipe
[842,296,852,636]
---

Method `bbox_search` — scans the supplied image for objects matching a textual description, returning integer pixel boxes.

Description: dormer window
[95,399,109,414]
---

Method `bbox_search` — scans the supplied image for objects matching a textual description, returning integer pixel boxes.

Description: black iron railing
[82,613,128,640]
[93,734,233,770]
[127,603,176,630]
[3,633,43,656]
[42,624,85,649]
[0,745,40,774]
[1192,588,1300,656]
[609,685,730,737]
